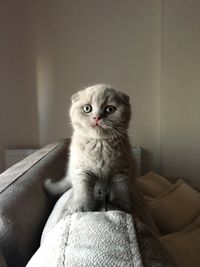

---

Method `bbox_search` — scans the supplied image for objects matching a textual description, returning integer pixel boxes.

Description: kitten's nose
[93,116,101,124]
[93,116,100,121]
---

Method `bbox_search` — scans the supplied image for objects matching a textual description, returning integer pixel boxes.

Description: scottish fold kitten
[45,84,151,225]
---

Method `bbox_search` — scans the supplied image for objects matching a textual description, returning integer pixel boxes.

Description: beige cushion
[146,179,200,234]
[136,171,173,197]
[161,215,200,267]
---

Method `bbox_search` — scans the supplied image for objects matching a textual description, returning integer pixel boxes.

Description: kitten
[45,84,152,227]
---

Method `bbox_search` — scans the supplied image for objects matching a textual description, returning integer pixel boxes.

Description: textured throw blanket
[26,188,177,267]
[27,210,143,267]
[27,187,143,267]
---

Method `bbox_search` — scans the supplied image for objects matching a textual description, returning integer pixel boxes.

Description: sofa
[0,139,178,266]
[136,171,200,267]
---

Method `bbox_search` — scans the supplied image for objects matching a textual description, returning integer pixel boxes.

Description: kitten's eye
[83,104,92,113]
[105,105,116,114]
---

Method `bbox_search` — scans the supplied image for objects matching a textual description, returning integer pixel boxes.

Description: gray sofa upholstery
[0,139,176,267]
[0,139,70,267]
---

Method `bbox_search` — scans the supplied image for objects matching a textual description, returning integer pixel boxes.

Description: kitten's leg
[44,177,71,197]
[69,171,96,212]
[109,174,131,213]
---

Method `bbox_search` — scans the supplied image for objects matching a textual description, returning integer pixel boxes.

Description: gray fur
[45,84,152,226]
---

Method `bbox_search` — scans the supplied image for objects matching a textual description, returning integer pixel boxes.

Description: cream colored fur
[45,84,154,231]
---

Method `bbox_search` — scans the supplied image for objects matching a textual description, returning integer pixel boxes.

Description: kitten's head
[70,84,131,139]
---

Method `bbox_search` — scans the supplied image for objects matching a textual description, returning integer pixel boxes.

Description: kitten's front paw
[68,200,95,213]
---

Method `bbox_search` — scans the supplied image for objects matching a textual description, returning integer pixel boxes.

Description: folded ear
[118,91,130,105]
[71,92,80,103]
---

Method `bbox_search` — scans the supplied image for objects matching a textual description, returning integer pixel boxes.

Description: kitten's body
[67,131,134,211]
[45,84,155,231]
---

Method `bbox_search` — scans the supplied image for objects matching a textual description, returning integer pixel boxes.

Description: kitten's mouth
[91,122,106,131]
[91,119,101,127]
[92,122,100,127]
[90,120,110,132]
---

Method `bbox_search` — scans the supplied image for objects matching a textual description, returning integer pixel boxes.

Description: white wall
[32,0,162,174]
[0,0,39,173]
[161,0,200,187]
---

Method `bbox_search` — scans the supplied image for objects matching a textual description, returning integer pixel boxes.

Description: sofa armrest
[0,139,70,267]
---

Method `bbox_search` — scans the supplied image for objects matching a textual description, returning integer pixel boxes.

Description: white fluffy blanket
[26,191,143,267]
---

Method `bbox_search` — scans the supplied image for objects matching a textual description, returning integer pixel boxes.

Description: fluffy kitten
[45,84,152,228]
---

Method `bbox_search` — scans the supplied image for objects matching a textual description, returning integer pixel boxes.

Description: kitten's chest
[85,139,122,175]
